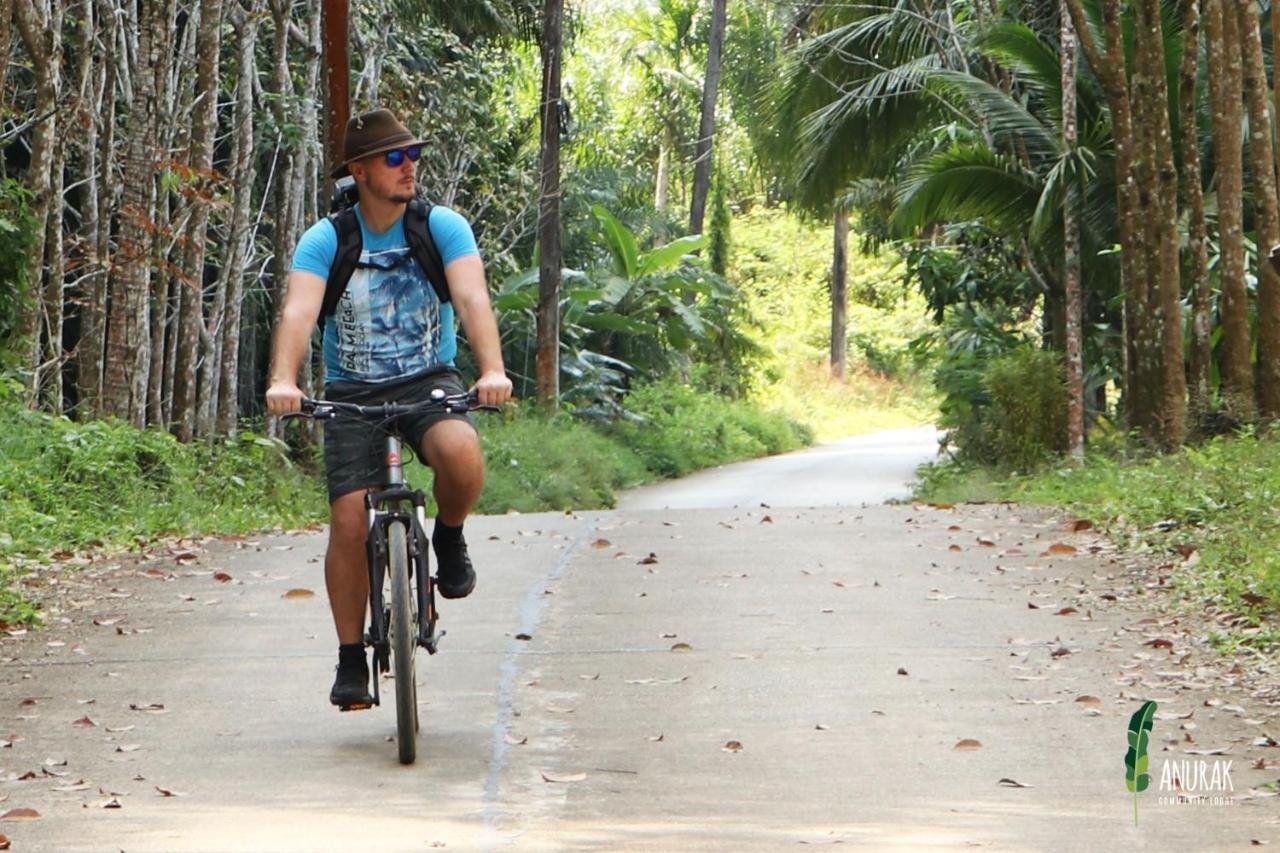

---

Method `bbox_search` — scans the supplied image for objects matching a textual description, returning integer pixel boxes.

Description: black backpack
[320,182,450,328]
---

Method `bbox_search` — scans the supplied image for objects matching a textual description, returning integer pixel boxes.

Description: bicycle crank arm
[420,627,446,655]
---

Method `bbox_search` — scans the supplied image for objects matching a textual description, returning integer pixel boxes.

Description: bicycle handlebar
[281,389,500,421]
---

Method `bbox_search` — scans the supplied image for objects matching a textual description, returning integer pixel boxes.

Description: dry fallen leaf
[897,667,909,676]
[0,831,11,849]
[671,642,693,652]
[1047,543,1078,556]
[1075,695,1101,705]
[998,778,1032,788]
[0,808,39,821]
[647,733,665,742]
[514,633,533,641]
[540,771,586,783]
[116,744,142,753]
[1055,607,1078,616]
[129,703,167,713]
[282,588,314,599]
[954,739,983,750]
[722,740,744,752]
[504,733,528,746]
[154,786,186,797]
[212,571,232,583]
[591,539,612,549]
[71,716,96,728]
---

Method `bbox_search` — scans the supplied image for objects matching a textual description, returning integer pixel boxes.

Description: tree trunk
[1061,0,1083,458]
[322,0,350,174]
[103,0,172,426]
[174,0,224,442]
[688,0,727,236]
[1066,0,1147,435]
[1239,0,1280,421]
[655,133,670,214]
[1181,0,1212,433]
[1138,0,1185,449]
[0,0,12,100]
[74,0,107,418]
[1205,0,1253,423]
[830,204,848,381]
[215,0,263,436]
[12,0,62,408]
[264,0,299,439]
[535,0,563,408]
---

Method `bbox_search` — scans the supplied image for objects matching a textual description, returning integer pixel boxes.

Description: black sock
[338,643,366,670]
[433,519,464,548]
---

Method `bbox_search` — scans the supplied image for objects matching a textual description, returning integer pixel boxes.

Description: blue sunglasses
[384,145,422,167]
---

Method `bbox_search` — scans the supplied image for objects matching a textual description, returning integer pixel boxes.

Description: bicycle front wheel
[388,520,418,764]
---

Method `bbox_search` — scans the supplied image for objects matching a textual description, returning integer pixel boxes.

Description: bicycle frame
[361,430,442,709]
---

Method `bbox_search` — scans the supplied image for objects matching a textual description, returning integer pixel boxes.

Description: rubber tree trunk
[688,0,727,236]
[174,0,224,442]
[1065,0,1146,435]
[1061,0,1084,459]
[535,0,564,409]
[103,0,172,427]
[1180,0,1212,433]
[1205,0,1253,423]
[1239,0,1280,421]
[1137,0,1185,449]
[830,204,848,381]
[12,0,62,409]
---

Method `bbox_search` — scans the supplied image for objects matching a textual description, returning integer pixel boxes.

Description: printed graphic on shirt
[330,247,442,381]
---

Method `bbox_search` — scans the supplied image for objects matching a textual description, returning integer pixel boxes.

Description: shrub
[982,347,1067,470]
[610,380,811,477]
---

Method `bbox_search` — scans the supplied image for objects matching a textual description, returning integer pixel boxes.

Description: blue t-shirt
[291,204,479,383]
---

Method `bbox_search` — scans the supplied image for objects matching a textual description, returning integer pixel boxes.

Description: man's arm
[446,255,514,406]
[265,270,326,415]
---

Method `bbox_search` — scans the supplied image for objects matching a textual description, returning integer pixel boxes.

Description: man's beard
[388,186,416,203]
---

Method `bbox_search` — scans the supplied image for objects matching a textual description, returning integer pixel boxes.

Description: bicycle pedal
[338,701,374,712]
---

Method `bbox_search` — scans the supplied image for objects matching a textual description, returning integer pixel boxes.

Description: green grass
[0,406,328,625]
[914,432,1280,649]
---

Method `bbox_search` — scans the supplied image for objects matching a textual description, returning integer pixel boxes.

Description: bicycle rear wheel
[388,520,418,764]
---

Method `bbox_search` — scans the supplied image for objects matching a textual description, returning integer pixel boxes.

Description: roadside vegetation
[915,432,1280,652]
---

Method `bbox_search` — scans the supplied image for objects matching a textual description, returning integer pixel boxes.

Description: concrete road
[619,426,941,509]
[0,440,1275,851]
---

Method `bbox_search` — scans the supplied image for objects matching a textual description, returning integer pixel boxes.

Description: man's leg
[420,419,484,597]
[326,489,373,706]
[327,489,371,643]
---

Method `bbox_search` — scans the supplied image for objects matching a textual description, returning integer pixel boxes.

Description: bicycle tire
[388,520,418,764]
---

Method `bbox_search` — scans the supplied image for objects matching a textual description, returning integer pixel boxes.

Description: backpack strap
[319,198,450,332]
[403,198,450,305]
[321,206,363,330]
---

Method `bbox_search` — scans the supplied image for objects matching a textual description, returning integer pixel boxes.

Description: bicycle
[286,388,495,764]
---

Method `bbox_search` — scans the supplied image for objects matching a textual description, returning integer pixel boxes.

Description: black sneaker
[434,535,477,599]
[330,645,373,710]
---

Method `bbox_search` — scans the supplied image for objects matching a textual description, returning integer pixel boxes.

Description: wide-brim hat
[330,108,427,178]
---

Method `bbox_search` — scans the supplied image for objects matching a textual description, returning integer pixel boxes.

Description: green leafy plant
[1125,700,1157,825]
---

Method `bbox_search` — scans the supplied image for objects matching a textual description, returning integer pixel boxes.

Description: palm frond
[892,144,1041,236]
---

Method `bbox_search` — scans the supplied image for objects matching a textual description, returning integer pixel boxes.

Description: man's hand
[265,380,305,416]
[472,370,513,407]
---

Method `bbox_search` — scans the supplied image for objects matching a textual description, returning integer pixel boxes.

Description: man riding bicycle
[265,108,513,709]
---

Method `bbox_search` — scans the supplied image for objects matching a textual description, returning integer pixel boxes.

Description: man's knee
[329,490,369,548]
[422,420,483,474]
